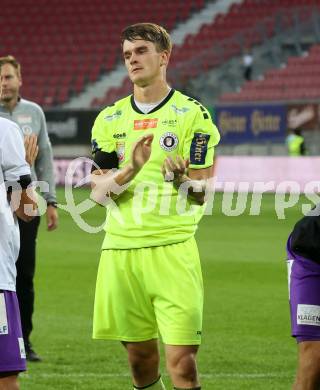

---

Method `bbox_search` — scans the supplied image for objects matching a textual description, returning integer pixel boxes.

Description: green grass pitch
[19,188,308,389]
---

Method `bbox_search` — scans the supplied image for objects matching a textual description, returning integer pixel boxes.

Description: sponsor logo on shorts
[160,132,179,152]
[297,304,320,326]
[0,293,8,335]
[287,259,294,299]
[134,118,158,130]
[18,338,26,359]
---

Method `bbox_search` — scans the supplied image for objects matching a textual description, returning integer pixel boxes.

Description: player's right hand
[130,133,154,173]
[24,134,38,166]
[162,155,189,182]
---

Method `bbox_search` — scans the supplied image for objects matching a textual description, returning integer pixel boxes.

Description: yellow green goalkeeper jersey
[91,89,220,249]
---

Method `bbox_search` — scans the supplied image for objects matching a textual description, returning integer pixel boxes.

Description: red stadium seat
[93,0,315,106]
[219,43,320,103]
[2,0,203,107]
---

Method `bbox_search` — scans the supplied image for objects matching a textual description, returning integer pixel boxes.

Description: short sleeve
[1,121,30,182]
[183,106,220,169]
[91,110,116,155]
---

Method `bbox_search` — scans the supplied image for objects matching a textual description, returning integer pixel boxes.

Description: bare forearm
[113,163,137,186]
[91,163,138,204]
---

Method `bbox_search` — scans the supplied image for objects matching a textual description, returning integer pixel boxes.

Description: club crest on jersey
[116,142,125,163]
[21,125,33,135]
[134,118,158,130]
[160,132,179,152]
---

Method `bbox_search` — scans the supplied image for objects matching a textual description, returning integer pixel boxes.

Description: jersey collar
[130,89,175,114]
[0,96,21,111]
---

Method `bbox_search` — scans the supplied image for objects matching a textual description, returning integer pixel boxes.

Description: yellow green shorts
[93,237,203,345]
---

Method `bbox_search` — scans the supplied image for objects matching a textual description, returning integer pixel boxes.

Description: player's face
[123,39,168,87]
[0,63,22,103]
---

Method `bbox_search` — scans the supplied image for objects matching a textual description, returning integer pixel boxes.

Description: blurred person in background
[286,129,306,156]
[242,48,253,81]
[286,204,320,390]
[0,55,58,362]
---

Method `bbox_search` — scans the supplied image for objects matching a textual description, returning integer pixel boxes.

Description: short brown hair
[121,23,172,53]
[0,55,21,77]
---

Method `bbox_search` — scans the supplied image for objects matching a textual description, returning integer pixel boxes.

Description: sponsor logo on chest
[113,132,126,139]
[104,110,122,121]
[161,119,177,127]
[171,105,190,115]
[134,118,158,130]
[17,115,32,124]
[116,142,125,163]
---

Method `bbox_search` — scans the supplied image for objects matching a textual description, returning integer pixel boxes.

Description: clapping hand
[24,134,38,166]
[130,133,154,173]
[162,155,189,182]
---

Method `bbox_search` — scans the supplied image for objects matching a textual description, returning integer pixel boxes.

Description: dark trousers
[244,66,252,81]
[16,216,41,344]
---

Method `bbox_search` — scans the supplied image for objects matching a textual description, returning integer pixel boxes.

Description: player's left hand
[162,155,189,182]
[46,205,58,231]
[24,134,38,166]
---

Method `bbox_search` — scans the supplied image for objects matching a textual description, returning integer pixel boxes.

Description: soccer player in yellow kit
[91,23,220,390]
